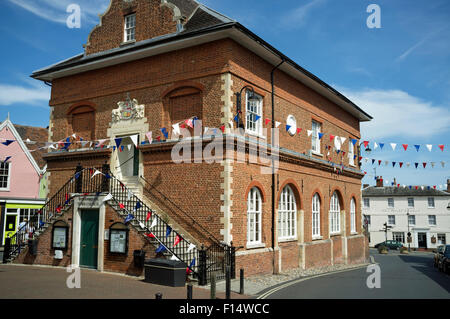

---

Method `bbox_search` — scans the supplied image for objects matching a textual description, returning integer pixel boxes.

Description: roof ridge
[196,3,236,23]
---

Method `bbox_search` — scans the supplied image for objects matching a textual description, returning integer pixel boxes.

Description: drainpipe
[271,59,285,274]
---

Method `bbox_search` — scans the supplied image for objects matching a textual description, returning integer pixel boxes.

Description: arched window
[312,194,321,238]
[350,198,356,233]
[329,192,341,234]
[247,187,262,245]
[278,186,297,240]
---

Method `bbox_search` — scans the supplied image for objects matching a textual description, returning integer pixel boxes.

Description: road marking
[256,263,375,299]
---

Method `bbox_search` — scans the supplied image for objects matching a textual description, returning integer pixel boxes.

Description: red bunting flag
[433,186,436,189]
[399,162,403,168]
[265,118,271,126]
[173,234,182,247]
[330,135,335,142]
[363,141,369,148]
[146,211,152,222]
[220,125,225,133]
[402,144,408,151]
[359,157,363,161]
[56,206,61,214]
[119,203,125,209]
[423,162,427,168]
[180,123,186,129]
[439,145,444,152]
[156,136,161,142]
[364,171,367,175]
[145,233,155,239]
[415,186,418,190]
[378,160,382,166]
[297,128,302,135]
[397,184,400,188]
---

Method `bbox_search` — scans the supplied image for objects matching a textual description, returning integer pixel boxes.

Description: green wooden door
[133,140,139,176]
[80,210,99,269]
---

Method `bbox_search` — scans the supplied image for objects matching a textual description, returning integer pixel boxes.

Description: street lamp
[235,86,258,130]
[407,210,411,252]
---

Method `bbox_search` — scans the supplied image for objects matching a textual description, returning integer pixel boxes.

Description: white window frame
[278,186,297,241]
[408,214,416,226]
[245,91,263,137]
[329,192,340,235]
[247,187,262,246]
[350,198,356,233]
[428,215,436,226]
[388,198,394,208]
[312,194,321,238]
[437,234,446,245]
[393,232,405,243]
[0,162,11,191]
[427,197,435,208]
[124,14,136,43]
[407,198,414,208]
[388,215,396,225]
[311,120,321,154]
[348,139,355,166]
[363,198,370,208]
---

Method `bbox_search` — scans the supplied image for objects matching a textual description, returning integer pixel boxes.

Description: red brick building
[11,0,372,280]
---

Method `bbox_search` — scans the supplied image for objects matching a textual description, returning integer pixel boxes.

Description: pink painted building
[0,117,48,246]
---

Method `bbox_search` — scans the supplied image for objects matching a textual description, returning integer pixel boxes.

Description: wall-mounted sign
[109,222,129,254]
[52,220,69,250]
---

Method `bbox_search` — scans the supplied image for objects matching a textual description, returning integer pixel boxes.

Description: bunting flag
[160,128,168,139]
[402,144,408,151]
[439,145,445,152]
[146,132,153,144]
[363,141,369,148]
[265,118,271,126]
[399,162,403,168]
[286,125,291,132]
[426,144,432,152]
[3,156,11,163]
[392,162,396,167]
[186,257,196,275]
[115,138,123,148]
[254,115,261,122]
[185,118,194,128]
[172,123,181,136]
[91,170,102,178]
[414,145,420,152]
[1,140,14,146]
[378,160,382,166]
[423,162,427,168]
[145,233,155,239]
[105,173,111,179]
[415,163,419,169]
[318,133,324,140]
[187,243,196,253]
[170,255,180,261]
[173,234,182,247]
[307,130,313,137]
[296,128,302,135]
[119,203,125,210]
[134,201,141,211]
[155,244,167,254]
[150,217,158,229]
[275,121,281,128]
[330,135,335,142]
[379,143,385,150]
[124,214,134,223]
[56,206,62,214]
[220,125,225,133]
[351,139,357,146]
[102,193,113,202]
[146,211,152,222]
[373,142,378,150]
[390,143,397,151]
[95,139,108,148]
[166,226,172,238]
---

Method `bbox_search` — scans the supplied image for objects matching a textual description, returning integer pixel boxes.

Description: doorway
[79,209,99,269]
[117,135,140,177]
[418,232,427,249]
[2,209,18,245]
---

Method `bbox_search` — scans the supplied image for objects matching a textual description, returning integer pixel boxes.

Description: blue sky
[0,0,449,187]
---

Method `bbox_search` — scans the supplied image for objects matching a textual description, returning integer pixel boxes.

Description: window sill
[350,232,358,235]
[330,232,342,237]
[311,151,323,157]
[278,238,297,243]
[0,188,10,192]
[120,40,136,46]
[245,130,266,140]
[312,235,323,241]
[246,242,265,250]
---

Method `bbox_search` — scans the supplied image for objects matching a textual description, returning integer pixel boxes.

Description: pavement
[0,264,249,299]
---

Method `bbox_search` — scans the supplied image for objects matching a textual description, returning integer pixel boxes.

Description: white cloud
[7,0,109,26]
[281,0,327,29]
[336,87,450,140]
[0,82,50,107]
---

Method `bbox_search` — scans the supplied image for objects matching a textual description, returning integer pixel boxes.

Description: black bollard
[225,266,231,300]
[3,237,11,263]
[210,274,216,299]
[239,268,244,295]
[155,293,162,299]
[187,283,193,299]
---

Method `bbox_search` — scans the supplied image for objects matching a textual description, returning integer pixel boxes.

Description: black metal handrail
[140,176,222,245]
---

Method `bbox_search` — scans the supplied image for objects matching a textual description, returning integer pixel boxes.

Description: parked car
[374,240,403,250]
[434,245,445,267]
[437,244,450,274]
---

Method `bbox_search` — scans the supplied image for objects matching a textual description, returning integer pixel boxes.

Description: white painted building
[362,178,450,250]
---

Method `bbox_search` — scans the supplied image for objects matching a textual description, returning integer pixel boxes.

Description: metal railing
[3,165,236,285]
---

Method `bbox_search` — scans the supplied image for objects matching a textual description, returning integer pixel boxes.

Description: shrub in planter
[378,245,388,254]
[400,246,408,254]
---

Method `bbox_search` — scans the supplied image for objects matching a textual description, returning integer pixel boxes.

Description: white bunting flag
[339,137,347,145]
[275,121,281,128]
[146,132,153,144]
[426,144,432,152]
[91,170,102,178]
[130,135,139,148]
[72,133,77,139]
[229,121,234,130]
[307,130,313,137]
[384,161,389,166]
[150,218,158,229]
[96,139,108,148]
[373,142,378,150]
[170,255,180,261]
[187,243,196,253]
[127,144,132,151]
[172,123,181,136]
[334,136,342,150]
[390,143,397,151]
[102,193,113,202]
[139,222,145,229]
[431,162,435,168]
[127,189,133,200]
[80,141,89,148]
[441,161,446,168]
[406,163,411,168]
